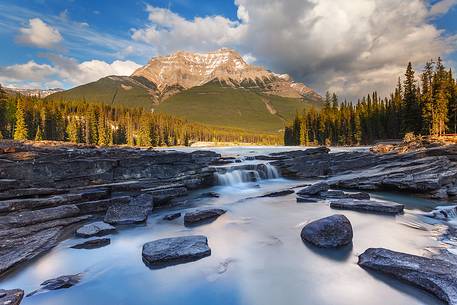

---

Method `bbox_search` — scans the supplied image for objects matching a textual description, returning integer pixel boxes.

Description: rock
[300,214,353,248]
[0,188,67,201]
[0,205,80,229]
[76,196,131,214]
[297,182,329,196]
[142,235,211,268]
[296,196,321,203]
[163,213,181,221]
[447,186,457,196]
[261,189,295,197]
[432,187,449,200]
[428,205,457,220]
[348,192,370,200]
[198,192,220,198]
[0,289,24,305]
[70,238,110,249]
[104,204,149,225]
[184,209,226,226]
[318,190,347,199]
[358,248,457,305]
[131,193,154,210]
[142,184,188,205]
[76,221,116,238]
[370,144,395,154]
[330,199,404,215]
[27,273,83,296]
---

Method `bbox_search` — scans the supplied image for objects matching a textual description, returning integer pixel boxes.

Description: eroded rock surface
[300,214,353,248]
[76,221,116,238]
[184,209,226,226]
[330,199,404,215]
[71,238,110,249]
[0,289,24,305]
[27,273,83,297]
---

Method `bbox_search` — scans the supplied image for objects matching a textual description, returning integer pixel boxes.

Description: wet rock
[0,188,67,201]
[198,192,220,198]
[330,199,404,215]
[104,204,149,225]
[300,214,353,248]
[27,273,83,296]
[0,289,24,305]
[296,196,321,203]
[318,190,347,199]
[142,235,211,268]
[428,205,457,220]
[163,213,181,221]
[348,192,371,200]
[261,189,295,197]
[184,209,226,226]
[358,248,457,305]
[142,184,188,205]
[131,193,154,210]
[76,221,116,238]
[297,182,329,196]
[432,187,449,200]
[76,196,131,214]
[0,205,80,229]
[71,238,110,249]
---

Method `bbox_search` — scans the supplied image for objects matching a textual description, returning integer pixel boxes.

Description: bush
[403,132,416,143]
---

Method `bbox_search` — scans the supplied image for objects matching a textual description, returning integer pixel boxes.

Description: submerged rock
[142,235,211,268]
[27,273,83,297]
[330,199,404,215]
[300,214,353,248]
[104,204,149,225]
[297,182,329,196]
[163,213,181,221]
[296,196,321,203]
[358,248,457,305]
[75,221,116,238]
[184,209,226,226]
[0,289,24,305]
[70,238,110,249]
[198,192,220,198]
[261,189,295,197]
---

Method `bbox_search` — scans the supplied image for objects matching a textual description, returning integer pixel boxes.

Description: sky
[0,0,457,100]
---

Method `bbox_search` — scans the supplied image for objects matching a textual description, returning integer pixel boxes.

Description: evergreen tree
[35,125,43,141]
[13,99,28,140]
[402,62,420,134]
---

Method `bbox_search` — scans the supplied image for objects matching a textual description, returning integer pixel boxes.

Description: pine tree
[13,99,28,140]
[35,125,43,141]
[402,62,420,134]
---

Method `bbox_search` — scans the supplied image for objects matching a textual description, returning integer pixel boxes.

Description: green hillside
[47,76,156,108]
[154,82,320,133]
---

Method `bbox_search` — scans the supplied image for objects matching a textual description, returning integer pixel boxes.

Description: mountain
[48,48,322,133]
[3,86,63,98]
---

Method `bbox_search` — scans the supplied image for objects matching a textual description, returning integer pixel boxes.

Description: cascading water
[215,162,280,186]
[430,205,457,221]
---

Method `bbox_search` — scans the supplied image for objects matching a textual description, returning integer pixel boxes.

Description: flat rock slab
[301,214,353,248]
[297,182,329,196]
[104,204,149,225]
[76,221,116,238]
[261,189,295,197]
[0,289,24,305]
[358,248,457,305]
[184,209,226,226]
[142,235,211,268]
[27,273,82,297]
[330,199,404,215]
[296,196,321,203]
[70,238,110,249]
[163,213,181,221]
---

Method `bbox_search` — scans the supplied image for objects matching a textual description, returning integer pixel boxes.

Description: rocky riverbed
[1,141,457,305]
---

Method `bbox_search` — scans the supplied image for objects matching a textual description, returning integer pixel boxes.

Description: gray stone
[27,273,83,297]
[71,238,110,249]
[184,209,226,226]
[297,182,329,196]
[0,289,24,305]
[261,189,295,197]
[358,248,457,305]
[163,213,181,221]
[330,199,404,215]
[104,204,149,225]
[296,196,321,203]
[142,235,211,268]
[0,205,80,229]
[301,214,353,248]
[76,221,116,238]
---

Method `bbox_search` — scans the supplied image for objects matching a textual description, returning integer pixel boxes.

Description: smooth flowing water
[1,147,453,305]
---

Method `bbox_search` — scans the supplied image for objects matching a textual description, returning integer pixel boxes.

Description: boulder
[104,204,149,225]
[70,238,110,249]
[75,221,116,238]
[330,199,404,215]
[163,213,181,221]
[358,248,457,305]
[0,289,24,305]
[300,214,353,248]
[297,182,329,196]
[142,235,211,268]
[27,273,82,297]
[184,209,226,226]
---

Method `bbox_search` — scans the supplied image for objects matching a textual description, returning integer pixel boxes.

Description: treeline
[0,88,281,146]
[285,58,457,146]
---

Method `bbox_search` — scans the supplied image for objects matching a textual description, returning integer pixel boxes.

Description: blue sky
[0,0,456,99]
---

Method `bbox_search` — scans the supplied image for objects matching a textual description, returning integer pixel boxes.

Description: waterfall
[431,205,457,220]
[215,163,280,186]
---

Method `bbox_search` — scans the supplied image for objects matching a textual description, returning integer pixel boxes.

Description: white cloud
[17,18,62,48]
[130,0,457,100]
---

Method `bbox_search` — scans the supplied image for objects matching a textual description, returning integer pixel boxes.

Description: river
[0,147,452,305]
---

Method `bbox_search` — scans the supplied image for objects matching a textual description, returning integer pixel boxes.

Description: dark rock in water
[131,193,154,210]
[163,213,181,221]
[297,182,329,196]
[348,192,370,200]
[104,204,149,225]
[261,189,295,197]
[300,214,353,248]
[76,196,131,214]
[71,238,110,249]
[184,209,226,226]
[358,248,457,305]
[76,221,116,238]
[198,192,220,198]
[27,273,83,297]
[142,235,211,268]
[296,196,321,203]
[330,199,404,215]
[0,289,24,305]
[319,190,347,199]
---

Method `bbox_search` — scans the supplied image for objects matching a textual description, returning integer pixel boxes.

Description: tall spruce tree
[13,99,28,140]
